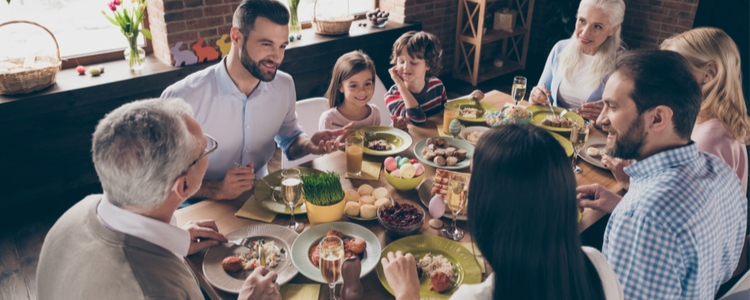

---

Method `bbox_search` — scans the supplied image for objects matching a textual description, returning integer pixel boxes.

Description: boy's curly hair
[390,31,443,78]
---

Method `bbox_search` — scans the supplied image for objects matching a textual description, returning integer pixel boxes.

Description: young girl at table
[381,125,623,300]
[319,50,409,133]
[385,31,484,125]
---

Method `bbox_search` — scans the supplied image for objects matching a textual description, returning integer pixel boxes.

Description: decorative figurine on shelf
[215,34,231,58]
[191,38,220,63]
[170,42,198,67]
[449,119,462,137]
[340,256,363,300]
[428,194,445,228]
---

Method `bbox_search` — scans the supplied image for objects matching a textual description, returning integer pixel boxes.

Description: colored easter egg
[449,119,462,136]
[399,164,415,179]
[429,195,446,219]
[398,157,409,168]
[413,163,425,176]
[384,157,398,172]
[390,169,401,178]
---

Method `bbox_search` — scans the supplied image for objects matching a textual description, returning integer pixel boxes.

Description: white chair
[281,97,329,168]
[373,75,392,126]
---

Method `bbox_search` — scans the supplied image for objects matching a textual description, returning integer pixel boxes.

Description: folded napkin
[344,160,381,181]
[280,284,320,300]
[235,195,277,223]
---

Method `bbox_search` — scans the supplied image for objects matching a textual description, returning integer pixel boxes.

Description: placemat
[279,284,320,300]
[234,195,277,223]
[344,160,381,181]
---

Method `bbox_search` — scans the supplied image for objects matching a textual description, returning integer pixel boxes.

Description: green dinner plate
[549,131,574,157]
[448,98,499,123]
[355,126,413,156]
[290,222,382,284]
[255,167,324,215]
[527,105,585,132]
[413,137,474,170]
[376,235,482,299]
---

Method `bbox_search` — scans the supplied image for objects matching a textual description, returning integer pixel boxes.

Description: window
[286,0,375,24]
[0,0,147,68]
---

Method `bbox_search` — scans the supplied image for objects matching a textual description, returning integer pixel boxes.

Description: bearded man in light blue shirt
[577,50,746,299]
[162,0,345,201]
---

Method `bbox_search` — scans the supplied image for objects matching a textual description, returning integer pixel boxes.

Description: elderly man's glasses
[187,134,218,170]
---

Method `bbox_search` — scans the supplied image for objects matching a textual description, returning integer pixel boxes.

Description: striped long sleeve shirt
[384,77,447,124]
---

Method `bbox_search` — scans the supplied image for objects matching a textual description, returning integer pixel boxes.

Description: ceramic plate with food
[290,222,381,284]
[203,224,299,293]
[579,137,608,169]
[527,105,585,132]
[448,98,499,123]
[376,235,482,299]
[417,177,467,221]
[255,167,324,215]
[413,137,474,170]
[343,183,395,221]
[549,131,575,157]
[458,126,489,145]
[355,126,413,156]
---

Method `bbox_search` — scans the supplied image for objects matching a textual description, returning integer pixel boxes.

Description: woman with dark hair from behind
[381,125,623,299]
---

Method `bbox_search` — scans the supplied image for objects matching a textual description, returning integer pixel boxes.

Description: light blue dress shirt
[161,59,304,181]
[603,143,746,299]
[537,39,607,107]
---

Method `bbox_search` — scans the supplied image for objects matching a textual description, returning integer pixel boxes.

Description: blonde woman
[529,0,625,122]
[602,28,749,193]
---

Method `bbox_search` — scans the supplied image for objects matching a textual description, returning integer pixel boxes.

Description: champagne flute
[441,173,467,241]
[281,168,304,232]
[319,236,344,300]
[570,121,590,174]
[512,76,527,105]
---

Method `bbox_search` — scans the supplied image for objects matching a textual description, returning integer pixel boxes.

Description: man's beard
[240,44,277,82]
[606,115,647,160]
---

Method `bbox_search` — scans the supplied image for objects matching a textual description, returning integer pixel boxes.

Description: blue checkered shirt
[603,143,746,299]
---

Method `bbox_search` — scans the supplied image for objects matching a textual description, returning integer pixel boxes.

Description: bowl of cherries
[377,202,425,237]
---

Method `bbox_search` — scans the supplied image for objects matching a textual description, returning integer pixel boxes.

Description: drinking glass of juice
[346,136,363,177]
[443,102,459,134]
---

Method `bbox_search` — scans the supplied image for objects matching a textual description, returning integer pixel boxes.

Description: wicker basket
[312,0,354,36]
[0,21,61,95]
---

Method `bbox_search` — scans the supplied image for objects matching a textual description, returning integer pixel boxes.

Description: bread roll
[344,189,360,202]
[372,187,389,199]
[360,204,377,219]
[375,198,392,208]
[345,201,361,217]
[358,184,374,196]
[360,195,376,205]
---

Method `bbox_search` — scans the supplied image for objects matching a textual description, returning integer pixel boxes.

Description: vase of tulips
[103,0,152,71]
[288,0,301,38]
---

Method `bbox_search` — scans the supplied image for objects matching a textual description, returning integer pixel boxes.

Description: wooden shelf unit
[453,0,535,86]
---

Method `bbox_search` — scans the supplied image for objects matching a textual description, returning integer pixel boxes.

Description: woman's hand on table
[578,102,604,124]
[576,183,622,214]
[529,85,551,105]
[381,251,421,300]
[601,155,632,190]
[238,267,281,300]
[182,219,227,255]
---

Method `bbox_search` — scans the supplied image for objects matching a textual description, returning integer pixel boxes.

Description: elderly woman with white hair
[529,0,625,122]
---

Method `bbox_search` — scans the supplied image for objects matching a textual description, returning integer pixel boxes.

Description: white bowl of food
[459,126,489,145]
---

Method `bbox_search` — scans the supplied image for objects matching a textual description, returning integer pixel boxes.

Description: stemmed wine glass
[512,76,527,105]
[319,236,344,300]
[442,173,467,241]
[281,168,304,233]
[570,121,590,174]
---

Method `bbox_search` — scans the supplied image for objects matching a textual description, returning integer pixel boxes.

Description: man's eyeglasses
[187,134,218,170]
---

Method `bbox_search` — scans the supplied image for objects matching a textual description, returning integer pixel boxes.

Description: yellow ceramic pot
[305,198,346,225]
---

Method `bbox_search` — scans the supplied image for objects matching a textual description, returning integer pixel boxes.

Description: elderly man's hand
[238,267,281,300]
[306,128,348,155]
[182,220,227,255]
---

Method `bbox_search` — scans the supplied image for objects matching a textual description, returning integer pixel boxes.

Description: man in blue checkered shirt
[577,51,747,299]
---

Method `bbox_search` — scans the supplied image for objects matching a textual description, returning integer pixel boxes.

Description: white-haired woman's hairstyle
[92,98,197,208]
[557,0,625,91]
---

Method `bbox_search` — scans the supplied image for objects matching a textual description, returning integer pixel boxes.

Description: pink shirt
[692,118,748,193]
[318,104,381,131]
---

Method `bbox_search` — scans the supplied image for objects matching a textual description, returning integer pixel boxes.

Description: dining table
[174,90,624,300]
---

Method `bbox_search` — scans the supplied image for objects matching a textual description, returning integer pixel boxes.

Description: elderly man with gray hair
[36,98,280,300]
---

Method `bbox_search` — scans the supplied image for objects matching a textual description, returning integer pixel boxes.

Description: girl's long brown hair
[325,50,376,108]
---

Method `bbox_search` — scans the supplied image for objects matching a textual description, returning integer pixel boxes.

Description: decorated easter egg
[384,157,398,172]
[429,195,446,219]
[413,163,425,176]
[398,157,409,168]
[399,164,416,179]
[395,156,402,162]
[449,119,462,136]
[390,169,401,178]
